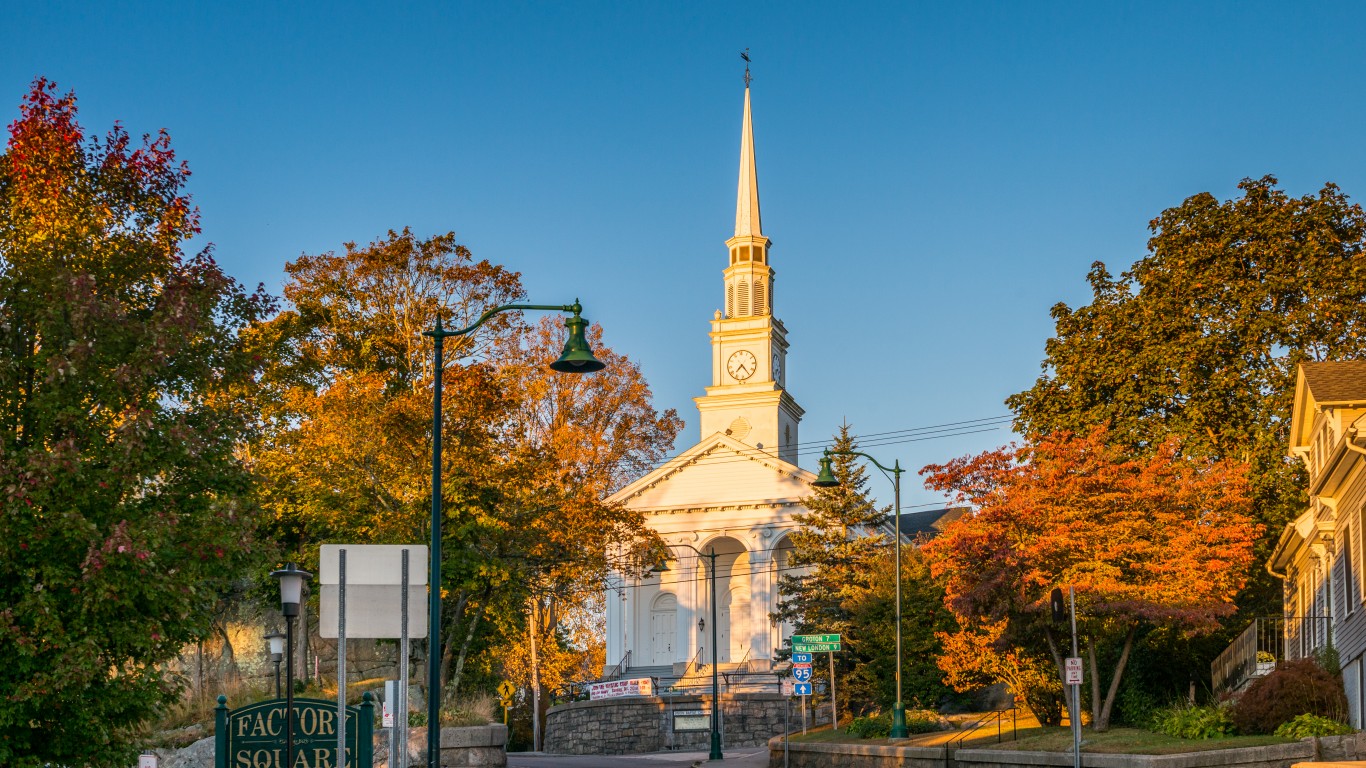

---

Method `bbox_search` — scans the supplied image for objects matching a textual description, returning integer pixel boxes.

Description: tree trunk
[1087,636,1101,728]
[1095,624,1137,732]
[438,593,470,693]
[1043,626,1065,680]
[447,605,485,699]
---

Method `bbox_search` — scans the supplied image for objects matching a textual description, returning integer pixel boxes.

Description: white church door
[728,584,750,663]
[650,593,677,665]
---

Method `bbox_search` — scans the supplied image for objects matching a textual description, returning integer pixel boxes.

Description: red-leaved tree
[921,427,1258,730]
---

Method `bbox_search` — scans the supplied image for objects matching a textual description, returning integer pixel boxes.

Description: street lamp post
[265,630,286,698]
[423,301,604,768]
[655,544,723,761]
[271,563,312,768]
[813,449,909,739]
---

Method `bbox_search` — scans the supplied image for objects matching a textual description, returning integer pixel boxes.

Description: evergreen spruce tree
[775,425,887,717]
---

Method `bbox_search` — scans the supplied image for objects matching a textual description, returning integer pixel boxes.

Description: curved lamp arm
[826,449,903,483]
[423,301,583,340]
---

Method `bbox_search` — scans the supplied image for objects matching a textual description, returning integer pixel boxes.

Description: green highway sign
[793,642,841,652]
[792,633,841,644]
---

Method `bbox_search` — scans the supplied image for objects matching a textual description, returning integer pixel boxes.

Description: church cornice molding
[644,499,808,517]
[604,431,815,507]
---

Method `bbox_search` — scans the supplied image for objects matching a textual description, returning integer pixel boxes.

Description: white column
[748,549,773,671]
[605,570,623,676]
[675,547,697,667]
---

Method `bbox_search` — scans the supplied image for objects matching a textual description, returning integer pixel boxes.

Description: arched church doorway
[701,536,748,664]
[650,592,677,665]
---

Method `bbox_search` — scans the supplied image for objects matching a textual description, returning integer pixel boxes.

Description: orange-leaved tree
[921,427,1258,730]
[250,230,679,701]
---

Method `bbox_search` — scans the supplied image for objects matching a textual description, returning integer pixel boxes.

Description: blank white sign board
[319,544,428,639]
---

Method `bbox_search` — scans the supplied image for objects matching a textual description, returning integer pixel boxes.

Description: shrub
[1115,682,1160,728]
[1231,659,1348,735]
[441,692,496,726]
[847,712,891,739]
[907,716,939,732]
[1274,713,1354,739]
[1150,703,1235,739]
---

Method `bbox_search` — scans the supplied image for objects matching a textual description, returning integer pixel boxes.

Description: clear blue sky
[8,2,1366,511]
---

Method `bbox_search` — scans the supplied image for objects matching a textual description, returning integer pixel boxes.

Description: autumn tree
[0,80,271,765]
[251,231,678,702]
[921,427,1258,730]
[1008,176,1366,613]
[936,620,1064,724]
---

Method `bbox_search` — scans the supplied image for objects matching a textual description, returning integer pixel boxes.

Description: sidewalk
[691,746,771,768]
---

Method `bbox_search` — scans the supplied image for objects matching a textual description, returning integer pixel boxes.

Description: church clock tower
[694,82,804,465]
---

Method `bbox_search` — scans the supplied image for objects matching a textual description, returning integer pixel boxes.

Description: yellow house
[1265,361,1366,726]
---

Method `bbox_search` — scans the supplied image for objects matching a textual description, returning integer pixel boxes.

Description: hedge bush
[847,713,891,739]
[1273,713,1354,738]
[1150,703,1235,739]
[1230,659,1347,735]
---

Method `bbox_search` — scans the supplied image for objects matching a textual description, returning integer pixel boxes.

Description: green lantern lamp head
[550,300,606,373]
[813,451,839,488]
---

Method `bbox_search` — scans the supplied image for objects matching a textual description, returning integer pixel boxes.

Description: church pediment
[606,432,815,512]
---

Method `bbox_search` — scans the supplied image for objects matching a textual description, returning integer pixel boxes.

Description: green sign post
[215,694,374,768]
[791,634,842,731]
[792,634,841,644]
[792,633,841,652]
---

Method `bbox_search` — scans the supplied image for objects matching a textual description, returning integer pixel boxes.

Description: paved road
[508,746,771,768]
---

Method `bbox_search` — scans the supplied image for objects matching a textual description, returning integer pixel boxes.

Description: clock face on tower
[727,350,757,381]
[772,352,782,384]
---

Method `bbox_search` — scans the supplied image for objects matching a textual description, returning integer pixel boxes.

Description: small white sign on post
[1065,656,1083,685]
[383,680,397,728]
[781,678,795,696]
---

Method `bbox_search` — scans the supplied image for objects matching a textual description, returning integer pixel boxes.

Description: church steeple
[723,84,772,320]
[696,75,804,465]
[735,85,763,239]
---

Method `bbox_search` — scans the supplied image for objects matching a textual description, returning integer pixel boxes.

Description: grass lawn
[785,724,1297,755]
[989,727,1295,755]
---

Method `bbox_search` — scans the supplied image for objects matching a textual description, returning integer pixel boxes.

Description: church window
[754,246,765,263]
[740,246,751,261]
[727,285,734,318]
[738,281,750,316]
[754,279,766,315]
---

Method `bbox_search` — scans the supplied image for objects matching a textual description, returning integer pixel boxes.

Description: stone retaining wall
[766,732,1366,768]
[544,693,787,754]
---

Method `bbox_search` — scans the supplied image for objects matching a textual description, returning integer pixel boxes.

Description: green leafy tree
[841,545,957,712]
[0,79,271,765]
[1007,175,1366,613]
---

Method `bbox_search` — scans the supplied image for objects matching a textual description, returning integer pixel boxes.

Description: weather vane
[741,48,752,87]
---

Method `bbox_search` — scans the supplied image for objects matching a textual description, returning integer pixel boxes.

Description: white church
[602,80,815,680]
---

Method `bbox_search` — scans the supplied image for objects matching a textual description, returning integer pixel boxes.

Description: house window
[1346,527,1357,616]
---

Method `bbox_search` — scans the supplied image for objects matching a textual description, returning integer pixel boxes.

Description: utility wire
[615,416,1014,475]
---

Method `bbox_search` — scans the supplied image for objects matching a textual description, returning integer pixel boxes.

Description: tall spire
[734,84,763,238]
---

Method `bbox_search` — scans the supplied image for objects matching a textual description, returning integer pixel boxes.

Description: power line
[615,415,1014,476]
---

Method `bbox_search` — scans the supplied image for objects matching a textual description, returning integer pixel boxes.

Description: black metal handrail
[947,707,1017,750]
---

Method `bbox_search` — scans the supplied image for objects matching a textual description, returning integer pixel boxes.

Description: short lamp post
[265,630,286,698]
[814,449,909,739]
[424,301,604,768]
[654,545,723,761]
[272,562,312,768]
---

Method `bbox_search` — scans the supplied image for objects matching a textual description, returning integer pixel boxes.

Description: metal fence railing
[1211,615,1332,695]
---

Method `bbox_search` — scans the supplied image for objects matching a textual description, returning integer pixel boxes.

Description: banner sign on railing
[588,677,654,700]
